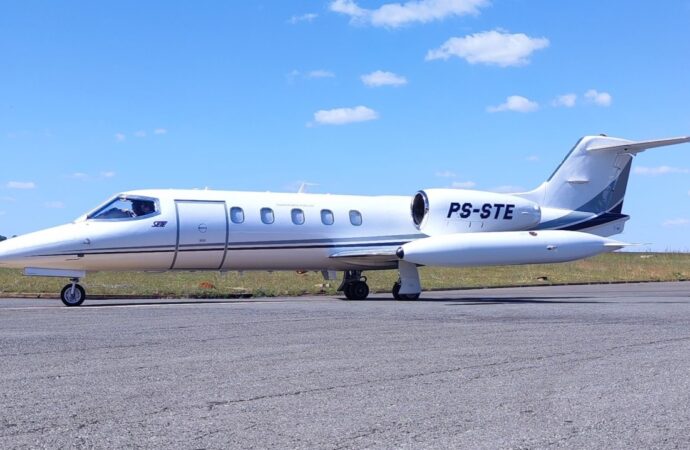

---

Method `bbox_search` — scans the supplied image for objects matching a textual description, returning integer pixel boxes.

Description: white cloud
[134,130,147,138]
[7,181,36,190]
[487,95,539,113]
[526,155,540,162]
[435,170,457,178]
[552,93,577,108]
[331,0,488,28]
[288,13,318,24]
[307,70,335,79]
[153,128,168,135]
[287,69,301,83]
[585,89,612,107]
[312,106,379,126]
[426,30,549,67]
[633,166,690,176]
[68,171,116,180]
[490,185,525,193]
[0,196,15,203]
[330,0,367,19]
[663,218,690,227]
[45,201,65,209]
[70,172,89,180]
[361,70,408,87]
[288,70,336,82]
[451,181,477,189]
[115,133,126,142]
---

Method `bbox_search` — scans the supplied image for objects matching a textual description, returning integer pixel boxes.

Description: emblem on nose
[198,223,208,233]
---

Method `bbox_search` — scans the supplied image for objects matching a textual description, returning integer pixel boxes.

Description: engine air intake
[411,191,428,228]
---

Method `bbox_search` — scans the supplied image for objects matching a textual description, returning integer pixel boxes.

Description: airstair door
[172,200,228,270]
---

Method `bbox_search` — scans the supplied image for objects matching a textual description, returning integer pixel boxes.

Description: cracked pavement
[1,282,690,448]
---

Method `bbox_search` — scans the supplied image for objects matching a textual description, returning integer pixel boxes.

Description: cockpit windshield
[87,196,158,220]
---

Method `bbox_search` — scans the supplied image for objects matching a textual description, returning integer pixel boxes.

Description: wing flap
[329,248,398,260]
[329,247,399,268]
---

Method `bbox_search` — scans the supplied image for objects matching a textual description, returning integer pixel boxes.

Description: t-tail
[518,135,690,236]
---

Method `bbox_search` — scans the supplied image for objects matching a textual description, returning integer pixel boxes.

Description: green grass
[1,252,688,298]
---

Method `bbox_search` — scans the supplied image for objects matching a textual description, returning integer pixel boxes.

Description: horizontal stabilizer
[588,136,690,154]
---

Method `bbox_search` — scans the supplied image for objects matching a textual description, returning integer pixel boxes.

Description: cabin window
[349,210,362,226]
[230,207,244,224]
[321,209,334,225]
[291,208,305,225]
[89,196,157,220]
[260,207,274,224]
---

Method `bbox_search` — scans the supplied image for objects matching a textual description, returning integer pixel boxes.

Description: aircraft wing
[329,247,399,268]
[587,136,690,154]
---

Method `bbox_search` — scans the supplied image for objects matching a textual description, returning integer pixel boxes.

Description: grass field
[1,253,689,298]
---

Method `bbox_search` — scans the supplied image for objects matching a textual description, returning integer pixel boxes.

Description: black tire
[393,282,421,300]
[61,284,86,307]
[350,281,369,300]
[392,282,402,300]
[343,283,355,300]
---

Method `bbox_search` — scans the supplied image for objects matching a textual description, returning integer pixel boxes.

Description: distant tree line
[0,235,6,242]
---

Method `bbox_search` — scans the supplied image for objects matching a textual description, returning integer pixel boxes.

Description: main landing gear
[338,270,370,300]
[60,278,86,307]
[393,260,422,300]
[338,261,423,301]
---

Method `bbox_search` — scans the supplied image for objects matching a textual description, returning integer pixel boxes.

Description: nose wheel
[60,279,86,306]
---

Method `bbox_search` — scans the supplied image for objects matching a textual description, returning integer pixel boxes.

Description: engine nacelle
[411,189,541,235]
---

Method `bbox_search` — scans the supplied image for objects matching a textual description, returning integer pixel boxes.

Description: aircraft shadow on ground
[442,296,607,305]
[81,299,258,308]
[341,295,606,305]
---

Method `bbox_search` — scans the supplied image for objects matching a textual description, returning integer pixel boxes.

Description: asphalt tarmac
[1,282,689,449]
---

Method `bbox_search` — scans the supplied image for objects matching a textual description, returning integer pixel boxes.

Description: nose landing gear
[61,278,86,307]
[23,268,88,307]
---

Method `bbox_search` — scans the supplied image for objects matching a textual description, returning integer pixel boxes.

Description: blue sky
[1,1,689,250]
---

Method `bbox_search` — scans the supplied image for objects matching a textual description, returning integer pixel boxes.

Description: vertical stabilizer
[519,135,689,236]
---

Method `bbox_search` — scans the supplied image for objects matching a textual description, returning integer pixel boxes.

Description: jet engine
[411,189,541,235]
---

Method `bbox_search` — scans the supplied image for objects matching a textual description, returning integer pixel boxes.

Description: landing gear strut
[338,270,370,300]
[60,278,86,307]
[392,260,422,300]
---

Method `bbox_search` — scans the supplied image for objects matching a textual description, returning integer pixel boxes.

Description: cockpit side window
[89,196,158,220]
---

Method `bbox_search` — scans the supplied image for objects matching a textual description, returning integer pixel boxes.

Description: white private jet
[0,135,688,306]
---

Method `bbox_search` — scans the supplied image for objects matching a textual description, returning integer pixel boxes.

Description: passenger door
[172,200,228,270]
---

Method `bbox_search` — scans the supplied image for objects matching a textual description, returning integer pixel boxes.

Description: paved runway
[1,282,689,449]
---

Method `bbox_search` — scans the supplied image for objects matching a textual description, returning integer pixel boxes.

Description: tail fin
[519,135,690,235]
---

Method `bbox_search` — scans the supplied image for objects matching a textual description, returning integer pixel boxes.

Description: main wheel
[343,283,355,300]
[61,284,86,307]
[392,282,402,300]
[392,282,420,300]
[349,281,369,300]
